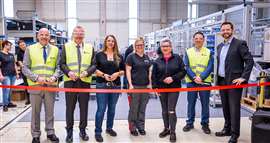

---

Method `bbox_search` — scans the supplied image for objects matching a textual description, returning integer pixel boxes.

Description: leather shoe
[95,134,103,142]
[183,124,194,132]
[159,128,170,138]
[3,105,8,112]
[202,124,211,134]
[138,129,146,135]
[170,132,176,142]
[106,129,117,136]
[215,129,231,137]
[47,134,59,142]
[7,102,17,108]
[65,128,73,142]
[130,130,139,136]
[228,135,238,143]
[25,100,30,105]
[32,137,40,143]
[79,129,89,141]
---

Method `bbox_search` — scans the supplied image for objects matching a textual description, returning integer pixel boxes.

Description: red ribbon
[1,82,270,93]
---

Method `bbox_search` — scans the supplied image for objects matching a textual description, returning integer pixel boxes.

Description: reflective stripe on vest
[63,41,93,83]
[185,47,212,83]
[27,43,59,86]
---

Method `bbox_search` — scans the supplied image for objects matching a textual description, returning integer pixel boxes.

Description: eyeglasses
[135,44,144,47]
[161,45,171,48]
[73,32,85,36]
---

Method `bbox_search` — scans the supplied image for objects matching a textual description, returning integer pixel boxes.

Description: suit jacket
[217,37,254,84]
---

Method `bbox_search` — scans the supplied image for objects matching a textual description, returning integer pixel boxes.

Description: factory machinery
[144,3,270,110]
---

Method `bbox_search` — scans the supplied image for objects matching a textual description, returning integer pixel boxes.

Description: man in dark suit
[215,22,254,143]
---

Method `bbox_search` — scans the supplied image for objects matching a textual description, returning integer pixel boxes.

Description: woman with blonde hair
[94,35,125,142]
[126,37,152,136]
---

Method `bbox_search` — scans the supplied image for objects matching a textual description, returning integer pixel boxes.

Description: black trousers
[219,76,242,137]
[128,85,149,131]
[64,80,90,130]
[159,92,179,132]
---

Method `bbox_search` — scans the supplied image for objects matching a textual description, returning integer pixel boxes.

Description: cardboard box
[11,89,26,101]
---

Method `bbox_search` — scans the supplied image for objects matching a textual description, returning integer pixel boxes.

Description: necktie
[76,44,81,71]
[43,46,47,63]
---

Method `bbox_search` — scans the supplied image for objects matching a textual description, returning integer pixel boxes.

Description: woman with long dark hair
[94,35,125,142]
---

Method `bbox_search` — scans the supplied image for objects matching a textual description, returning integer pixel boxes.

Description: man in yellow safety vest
[183,31,214,135]
[22,28,60,143]
[60,25,96,142]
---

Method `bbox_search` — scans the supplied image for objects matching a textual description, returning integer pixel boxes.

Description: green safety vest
[63,41,93,83]
[27,43,59,86]
[185,47,212,83]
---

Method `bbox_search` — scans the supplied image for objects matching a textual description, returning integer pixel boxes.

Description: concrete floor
[0,92,253,143]
[0,117,251,143]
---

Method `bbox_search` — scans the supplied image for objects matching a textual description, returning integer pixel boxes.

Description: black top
[0,52,16,76]
[17,48,25,62]
[96,52,125,85]
[152,54,186,88]
[126,53,151,86]
[124,45,134,61]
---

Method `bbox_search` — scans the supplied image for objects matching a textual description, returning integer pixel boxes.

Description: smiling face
[37,28,50,46]
[221,24,233,40]
[18,41,26,50]
[193,33,205,49]
[4,43,12,52]
[135,40,144,54]
[106,36,116,51]
[160,41,172,55]
[73,27,85,44]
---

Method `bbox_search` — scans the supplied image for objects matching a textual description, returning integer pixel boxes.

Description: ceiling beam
[188,0,254,5]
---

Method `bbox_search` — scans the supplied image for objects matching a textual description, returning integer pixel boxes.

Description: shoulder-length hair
[102,35,121,65]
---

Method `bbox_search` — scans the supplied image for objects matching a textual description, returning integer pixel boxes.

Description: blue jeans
[2,76,16,105]
[95,82,120,135]
[186,82,210,125]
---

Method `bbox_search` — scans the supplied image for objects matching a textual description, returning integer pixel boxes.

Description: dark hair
[221,21,234,30]
[193,31,205,38]
[2,40,12,48]
[18,39,25,45]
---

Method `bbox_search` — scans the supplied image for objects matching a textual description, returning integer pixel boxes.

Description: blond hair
[133,37,145,53]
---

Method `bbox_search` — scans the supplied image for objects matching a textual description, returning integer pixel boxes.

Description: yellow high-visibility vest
[185,47,212,83]
[63,41,93,83]
[27,43,59,86]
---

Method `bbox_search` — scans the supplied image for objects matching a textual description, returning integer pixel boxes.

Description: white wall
[13,0,67,30]
[36,0,67,30]
[138,0,188,36]
[77,0,100,44]
[77,0,129,51]
[13,0,35,14]
[12,0,193,51]
[106,0,129,50]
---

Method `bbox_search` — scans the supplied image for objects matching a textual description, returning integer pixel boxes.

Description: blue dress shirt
[218,37,233,77]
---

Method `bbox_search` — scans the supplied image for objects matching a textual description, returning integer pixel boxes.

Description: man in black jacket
[215,22,254,143]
